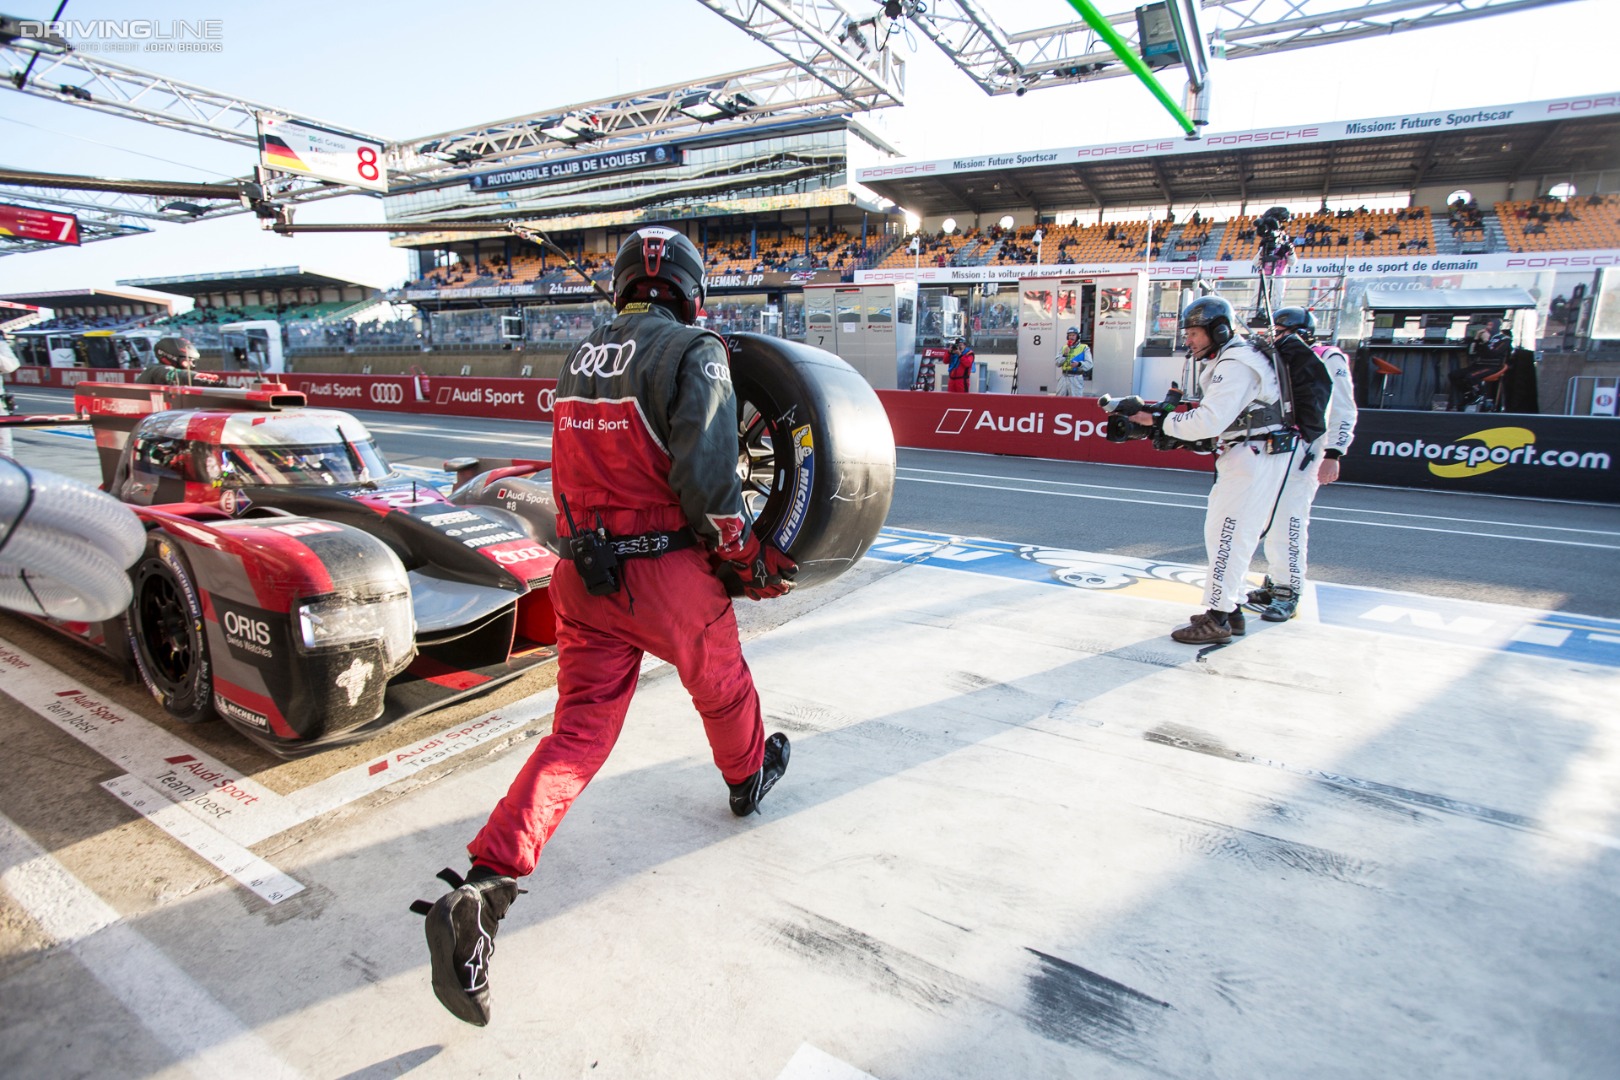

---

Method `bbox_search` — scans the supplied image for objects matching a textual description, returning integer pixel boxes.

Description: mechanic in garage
[419,225,798,1026]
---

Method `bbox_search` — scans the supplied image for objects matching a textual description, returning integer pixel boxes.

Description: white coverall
[1160,336,1299,614]
[0,336,18,458]
[1054,341,1092,397]
[1260,342,1358,595]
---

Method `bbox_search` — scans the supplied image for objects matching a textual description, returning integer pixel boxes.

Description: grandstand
[0,287,172,332]
[13,91,1620,399]
[117,266,385,351]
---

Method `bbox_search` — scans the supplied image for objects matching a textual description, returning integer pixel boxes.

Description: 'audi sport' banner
[1352,410,1620,502]
[10,368,557,422]
[19,367,1617,501]
[876,391,1213,473]
[284,374,555,422]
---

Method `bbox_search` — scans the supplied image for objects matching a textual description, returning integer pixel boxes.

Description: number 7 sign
[0,202,81,246]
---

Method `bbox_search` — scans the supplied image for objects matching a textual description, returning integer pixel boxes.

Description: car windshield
[217,439,388,487]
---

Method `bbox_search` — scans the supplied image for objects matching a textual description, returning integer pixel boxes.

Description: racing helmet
[1180,296,1235,354]
[154,337,200,368]
[1065,326,1080,338]
[1272,307,1316,342]
[612,226,706,322]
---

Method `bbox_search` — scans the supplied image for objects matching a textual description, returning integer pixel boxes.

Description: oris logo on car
[370,383,405,405]
[223,610,271,645]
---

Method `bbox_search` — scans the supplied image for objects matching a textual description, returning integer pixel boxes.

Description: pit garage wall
[18,368,1618,503]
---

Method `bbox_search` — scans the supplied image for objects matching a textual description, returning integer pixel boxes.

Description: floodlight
[677,91,753,122]
[540,113,603,144]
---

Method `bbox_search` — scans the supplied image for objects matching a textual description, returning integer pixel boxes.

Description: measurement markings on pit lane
[103,775,306,904]
[0,637,664,907]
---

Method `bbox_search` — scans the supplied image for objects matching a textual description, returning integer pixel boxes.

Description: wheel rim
[735,398,787,525]
[137,568,196,694]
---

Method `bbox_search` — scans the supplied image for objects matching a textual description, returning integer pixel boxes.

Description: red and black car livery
[69,382,560,757]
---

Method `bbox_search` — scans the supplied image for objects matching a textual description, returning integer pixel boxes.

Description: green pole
[1062,0,1196,136]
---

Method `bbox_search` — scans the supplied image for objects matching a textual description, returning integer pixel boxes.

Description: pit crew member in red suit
[419,226,796,1027]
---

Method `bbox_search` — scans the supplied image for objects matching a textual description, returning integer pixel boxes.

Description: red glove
[725,532,798,601]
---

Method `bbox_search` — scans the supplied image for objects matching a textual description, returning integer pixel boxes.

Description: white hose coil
[0,459,147,622]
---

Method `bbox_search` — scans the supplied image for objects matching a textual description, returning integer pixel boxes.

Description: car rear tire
[726,333,896,590]
[127,533,215,724]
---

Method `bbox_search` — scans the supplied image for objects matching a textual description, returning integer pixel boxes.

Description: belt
[606,527,698,560]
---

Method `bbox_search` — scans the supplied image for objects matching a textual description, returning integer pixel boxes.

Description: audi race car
[51,381,561,758]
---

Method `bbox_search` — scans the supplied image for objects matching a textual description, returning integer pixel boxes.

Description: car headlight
[297,591,414,668]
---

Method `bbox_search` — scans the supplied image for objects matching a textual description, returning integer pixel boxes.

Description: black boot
[411,866,523,1026]
[1262,585,1299,623]
[1246,575,1275,608]
[729,732,791,816]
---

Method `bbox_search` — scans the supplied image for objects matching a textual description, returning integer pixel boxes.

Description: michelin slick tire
[724,333,895,590]
[127,532,215,724]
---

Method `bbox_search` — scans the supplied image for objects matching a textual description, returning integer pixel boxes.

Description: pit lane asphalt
[19,387,1611,617]
[4,385,1620,1079]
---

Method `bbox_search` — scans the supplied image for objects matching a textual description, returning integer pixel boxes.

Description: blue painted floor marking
[867,527,1620,670]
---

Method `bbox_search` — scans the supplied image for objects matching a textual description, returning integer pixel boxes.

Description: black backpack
[1258,334,1331,445]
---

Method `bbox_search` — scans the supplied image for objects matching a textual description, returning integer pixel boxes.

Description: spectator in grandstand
[137,337,219,386]
[418,226,795,1029]
[946,337,976,392]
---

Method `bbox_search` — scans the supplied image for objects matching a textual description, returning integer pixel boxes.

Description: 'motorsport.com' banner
[1355,411,1619,502]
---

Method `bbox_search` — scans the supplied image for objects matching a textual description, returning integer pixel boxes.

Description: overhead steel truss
[0,0,1583,249]
[390,60,899,187]
[0,39,381,146]
[689,0,906,105]
[909,0,1576,96]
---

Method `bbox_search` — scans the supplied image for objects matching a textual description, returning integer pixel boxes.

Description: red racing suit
[467,302,766,878]
[947,347,975,392]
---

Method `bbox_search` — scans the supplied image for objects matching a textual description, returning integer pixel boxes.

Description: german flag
[260,133,308,175]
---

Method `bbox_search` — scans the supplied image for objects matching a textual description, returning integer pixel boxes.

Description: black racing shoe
[729,732,791,817]
[1261,585,1300,623]
[410,866,523,1026]
[1246,576,1275,608]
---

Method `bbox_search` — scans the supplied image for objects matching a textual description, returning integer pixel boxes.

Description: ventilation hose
[0,459,147,622]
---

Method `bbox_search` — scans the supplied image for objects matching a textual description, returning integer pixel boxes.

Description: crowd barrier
[15,367,1618,501]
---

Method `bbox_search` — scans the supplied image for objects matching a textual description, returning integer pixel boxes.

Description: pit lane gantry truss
[0,0,1578,254]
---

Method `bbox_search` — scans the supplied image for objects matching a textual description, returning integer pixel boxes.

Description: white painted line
[283,690,560,820]
[0,636,297,844]
[899,470,1620,547]
[1591,633,1620,646]
[284,655,665,821]
[1511,625,1571,647]
[103,774,305,905]
[776,1043,881,1080]
[0,810,303,1079]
